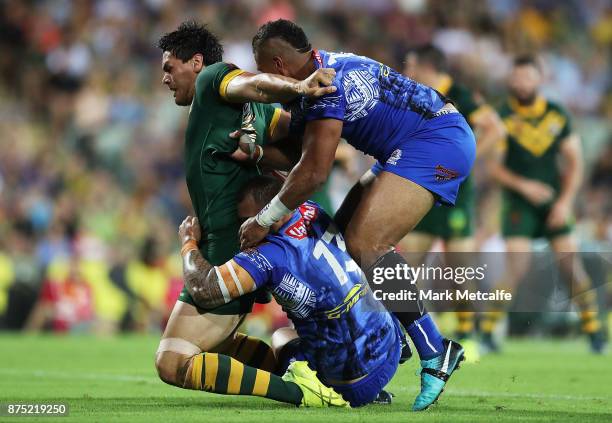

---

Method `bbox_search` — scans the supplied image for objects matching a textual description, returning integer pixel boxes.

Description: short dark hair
[157,20,223,65]
[238,175,283,208]
[408,44,447,72]
[252,19,311,53]
[513,53,541,72]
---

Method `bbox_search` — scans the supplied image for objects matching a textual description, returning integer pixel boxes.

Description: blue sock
[406,314,444,360]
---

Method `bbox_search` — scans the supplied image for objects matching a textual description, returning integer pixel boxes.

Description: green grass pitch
[0,334,610,422]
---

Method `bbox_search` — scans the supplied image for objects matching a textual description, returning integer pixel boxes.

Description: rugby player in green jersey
[153,21,347,406]
[485,54,607,353]
[399,45,505,360]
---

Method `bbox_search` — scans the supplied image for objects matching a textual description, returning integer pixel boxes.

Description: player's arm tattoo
[182,250,257,309]
[181,249,226,309]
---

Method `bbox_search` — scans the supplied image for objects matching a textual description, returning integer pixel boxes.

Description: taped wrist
[255,195,292,227]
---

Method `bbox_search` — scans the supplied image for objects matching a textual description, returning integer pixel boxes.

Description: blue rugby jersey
[287,50,447,163]
[233,201,399,381]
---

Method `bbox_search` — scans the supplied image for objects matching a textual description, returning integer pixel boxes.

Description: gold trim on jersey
[435,74,453,96]
[509,95,547,118]
[219,69,246,100]
[268,107,282,139]
[503,109,567,157]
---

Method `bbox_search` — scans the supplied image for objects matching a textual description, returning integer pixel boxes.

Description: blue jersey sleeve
[303,83,346,122]
[233,242,286,289]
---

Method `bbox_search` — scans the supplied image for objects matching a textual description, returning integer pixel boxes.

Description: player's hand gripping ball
[228,130,262,164]
[229,102,263,165]
[178,216,202,244]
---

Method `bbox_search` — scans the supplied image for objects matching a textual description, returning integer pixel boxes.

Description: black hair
[513,53,541,72]
[252,19,311,53]
[238,175,283,208]
[157,20,223,65]
[408,44,447,72]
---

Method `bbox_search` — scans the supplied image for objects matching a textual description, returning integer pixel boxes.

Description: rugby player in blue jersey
[178,176,404,407]
[237,20,475,410]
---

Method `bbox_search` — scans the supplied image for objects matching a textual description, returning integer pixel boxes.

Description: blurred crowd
[0,0,610,334]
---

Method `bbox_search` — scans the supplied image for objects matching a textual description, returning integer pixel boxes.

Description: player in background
[154,20,340,404]
[485,54,607,354]
[238,20,473,410]
[399,45,506,359]
[176,175,405,408]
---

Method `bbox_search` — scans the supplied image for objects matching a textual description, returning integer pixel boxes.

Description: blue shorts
[371,113,476,206]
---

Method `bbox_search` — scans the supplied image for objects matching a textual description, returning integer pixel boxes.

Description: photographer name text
[373,289,512,302]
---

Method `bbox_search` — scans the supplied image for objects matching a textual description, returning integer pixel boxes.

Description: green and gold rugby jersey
[498,95,572,196]
[185,62,281,265]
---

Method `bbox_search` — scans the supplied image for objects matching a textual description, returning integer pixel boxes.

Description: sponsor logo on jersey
[285,220,308,240]
[299,204,318,222]
[435,164,459,181]
[324,283,368,319]
[284,204,319,240]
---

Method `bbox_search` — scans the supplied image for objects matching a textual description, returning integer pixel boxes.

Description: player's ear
[191,53,204,73]
[272,56,285,75]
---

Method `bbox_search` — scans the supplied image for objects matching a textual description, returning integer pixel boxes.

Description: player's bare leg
[343,170,464,411]
[155,301,316,406]
[155,301,244,385]
[481,237,532,352]
[343,171,435,332]
[343,171,434,267]
[550,234,607,353]
[335,168,422,366]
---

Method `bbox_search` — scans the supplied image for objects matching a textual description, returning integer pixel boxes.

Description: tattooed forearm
[182,249,226,309]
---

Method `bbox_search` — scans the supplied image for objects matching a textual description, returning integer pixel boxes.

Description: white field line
[0,368,609,402]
